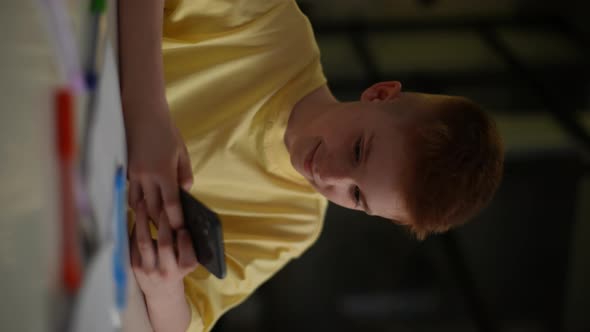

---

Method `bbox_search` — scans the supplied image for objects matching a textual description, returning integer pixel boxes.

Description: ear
[360,81,402,102]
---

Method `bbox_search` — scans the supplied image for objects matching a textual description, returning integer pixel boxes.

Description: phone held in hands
[179,189,227,279]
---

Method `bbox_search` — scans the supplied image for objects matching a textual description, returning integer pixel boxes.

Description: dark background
[215,1,590,331]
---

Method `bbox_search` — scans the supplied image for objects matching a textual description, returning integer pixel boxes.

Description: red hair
[402,96,504,240]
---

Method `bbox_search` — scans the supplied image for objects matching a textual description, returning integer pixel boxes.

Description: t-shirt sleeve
[182,209,324,332]
[163,0,292,37]
[184,295,205,332]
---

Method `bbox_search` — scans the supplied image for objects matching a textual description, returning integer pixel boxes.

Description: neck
[284,84,338,150]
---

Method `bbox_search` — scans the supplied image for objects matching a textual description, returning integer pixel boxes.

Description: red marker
[55,87,82,293]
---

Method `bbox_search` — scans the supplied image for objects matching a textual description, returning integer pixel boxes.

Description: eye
[354,137,363,163]
[353,186,361,207]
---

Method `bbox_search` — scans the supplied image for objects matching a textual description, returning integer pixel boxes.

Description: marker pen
[55,87,83,293]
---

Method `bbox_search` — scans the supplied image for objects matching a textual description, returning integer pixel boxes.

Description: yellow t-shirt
[161,0,328,330]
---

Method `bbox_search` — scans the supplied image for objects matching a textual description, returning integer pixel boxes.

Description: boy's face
[288,82,415,222]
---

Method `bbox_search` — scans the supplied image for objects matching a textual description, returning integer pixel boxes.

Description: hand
[130,201,199,302]
[124,99,193,229]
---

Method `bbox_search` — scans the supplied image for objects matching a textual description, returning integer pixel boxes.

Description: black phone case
[179,189,227,279]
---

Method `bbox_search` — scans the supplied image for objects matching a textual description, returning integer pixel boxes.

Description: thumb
[178,149,193,191]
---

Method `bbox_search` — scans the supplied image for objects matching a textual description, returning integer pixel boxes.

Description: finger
[135,201,156,271]
[142,181,162,221]
[129,229,141,269]
[157,211,177,272]
[177,229,199,271]
[159,180,184,230]
[128,181,142,209]
[177,149,194,192]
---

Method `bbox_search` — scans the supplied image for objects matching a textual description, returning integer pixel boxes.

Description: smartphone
[179,189,227,279]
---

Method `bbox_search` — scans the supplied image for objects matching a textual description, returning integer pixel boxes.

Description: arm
[130,202,199,332]
[145,289,191,332]
[129,196,327,331]
[118,0,193,228]
[118,0,166,109]
[145,287,192,332]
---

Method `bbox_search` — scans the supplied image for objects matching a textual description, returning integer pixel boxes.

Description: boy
[119,0,504,331]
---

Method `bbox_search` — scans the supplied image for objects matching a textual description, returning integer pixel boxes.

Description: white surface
[0,1,152,331]
[86,41,126,245]
[71,38,123,332]
[71,245,117,332]
[76,33,153,332]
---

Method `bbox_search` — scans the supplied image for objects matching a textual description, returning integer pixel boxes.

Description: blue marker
[112,167,128,314]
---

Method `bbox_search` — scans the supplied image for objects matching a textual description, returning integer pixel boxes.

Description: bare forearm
[145,286,191,332]
[118,0,167,112]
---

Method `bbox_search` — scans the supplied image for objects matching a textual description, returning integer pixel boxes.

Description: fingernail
[182,181,193,191]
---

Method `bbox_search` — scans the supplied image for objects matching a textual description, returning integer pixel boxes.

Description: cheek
[311,111,349,137]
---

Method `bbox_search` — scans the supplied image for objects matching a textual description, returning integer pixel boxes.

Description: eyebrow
[361,133,374,215]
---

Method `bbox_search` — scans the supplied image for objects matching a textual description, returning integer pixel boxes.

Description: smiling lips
[304,141,320,180]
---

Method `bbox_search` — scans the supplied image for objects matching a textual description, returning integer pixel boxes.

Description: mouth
[304,141,320,180]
